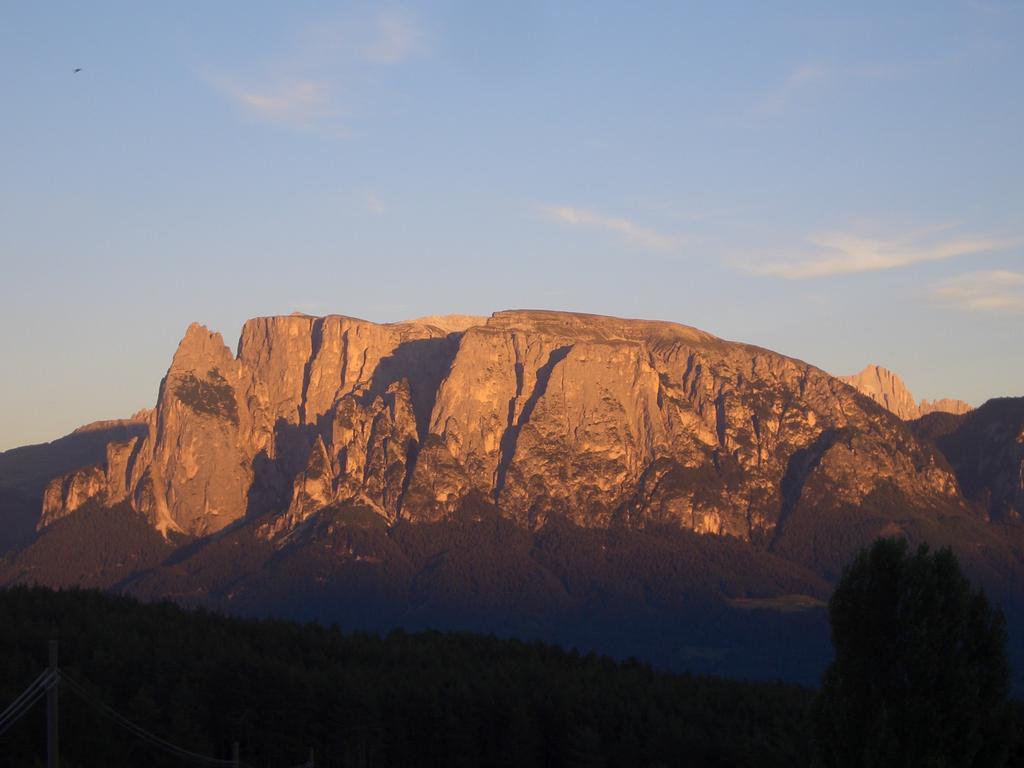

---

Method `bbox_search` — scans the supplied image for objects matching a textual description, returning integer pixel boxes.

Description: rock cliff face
[38,311,973,547]
[839,364,971,420]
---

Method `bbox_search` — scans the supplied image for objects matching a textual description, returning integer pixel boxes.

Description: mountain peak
[840,364,971,420]
[170,323,234,375]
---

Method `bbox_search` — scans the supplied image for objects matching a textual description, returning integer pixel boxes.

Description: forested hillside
[0,586,817,767]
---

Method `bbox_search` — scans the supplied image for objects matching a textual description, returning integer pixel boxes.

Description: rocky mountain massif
[1,310,1021,686]
[840,364,972,421]
[32,312,973,543]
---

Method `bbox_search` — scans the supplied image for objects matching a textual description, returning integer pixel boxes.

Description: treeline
[0,586,815,767]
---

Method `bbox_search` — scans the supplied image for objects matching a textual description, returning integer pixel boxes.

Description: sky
[0,1,1022,450]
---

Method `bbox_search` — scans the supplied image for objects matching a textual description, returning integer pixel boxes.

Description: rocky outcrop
[40,465,106,529]
[919,398,974,417]
[38,311,972,545]
[839,364,971,420]
[39,436,143,529]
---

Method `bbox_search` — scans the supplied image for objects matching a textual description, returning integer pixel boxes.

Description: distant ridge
[839,364,971,420]
[70,409,152,435]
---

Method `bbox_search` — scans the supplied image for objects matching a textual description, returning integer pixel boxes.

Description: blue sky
[1,1,1021,449]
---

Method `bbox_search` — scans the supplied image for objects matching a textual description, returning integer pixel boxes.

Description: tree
[814,537,1012,767]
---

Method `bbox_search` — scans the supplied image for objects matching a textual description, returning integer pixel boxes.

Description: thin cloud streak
[209,9,424,133]
[223,79,332,125]
[757,60,926,114]
[930,270,1024,313]
[759,63,830,112]
[545,205,680,252]
[787,64,829,87]
[746,231,1019,279]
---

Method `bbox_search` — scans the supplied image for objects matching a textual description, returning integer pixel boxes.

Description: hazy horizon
[2,2,1022,450]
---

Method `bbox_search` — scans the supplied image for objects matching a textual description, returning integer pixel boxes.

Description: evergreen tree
[814,538,1012,767]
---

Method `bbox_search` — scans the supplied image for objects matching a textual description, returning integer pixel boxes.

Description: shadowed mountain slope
[912,398,1024,524]
[0,416,148,552]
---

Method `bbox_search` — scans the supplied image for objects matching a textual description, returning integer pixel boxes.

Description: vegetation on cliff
[172,368,239,424]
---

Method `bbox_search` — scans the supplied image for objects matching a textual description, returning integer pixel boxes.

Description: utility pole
[232,740,240,768]
[309,747,315,767]
[47,639,59,768]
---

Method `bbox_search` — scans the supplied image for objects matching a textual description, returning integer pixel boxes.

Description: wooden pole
[47,640,59,768]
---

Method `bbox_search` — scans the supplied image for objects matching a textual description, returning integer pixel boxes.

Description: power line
[0,669,57,736]
[0,664,315,767]
[59,671,242,767]
[0,669,54,724]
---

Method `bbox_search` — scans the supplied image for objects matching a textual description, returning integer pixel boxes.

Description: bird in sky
[73,68,82,73]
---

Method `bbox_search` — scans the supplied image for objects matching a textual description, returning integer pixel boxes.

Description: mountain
[1,310,1021,686]
[31,311,968,546]
[839,364,972,421]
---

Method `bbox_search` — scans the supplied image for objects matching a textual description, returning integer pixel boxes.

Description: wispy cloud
[363,10,424,64]
[759,63,830,112]
[366,193,386,215]
[209,9,425,134]
[787,64,829,88]
[218,78,333,127]
[756,60,922,113]
[966,0,1007,15]
[745,229,1018,279]
[544,205,680,252]
[930,270,1024,313]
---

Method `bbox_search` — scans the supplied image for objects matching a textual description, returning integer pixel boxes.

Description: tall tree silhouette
[814,537,1012,767]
